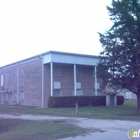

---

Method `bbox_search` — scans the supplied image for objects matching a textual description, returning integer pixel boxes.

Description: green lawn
[0,119,88,140]
[0,100,139,121]
[0,100,139,140]
[77,100,139,120]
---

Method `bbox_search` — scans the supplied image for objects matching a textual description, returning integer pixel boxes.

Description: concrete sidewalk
[60,118,140,140]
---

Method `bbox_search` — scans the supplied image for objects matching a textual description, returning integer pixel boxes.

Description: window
[76,82,81,89]
[19,91,24,102]
[94,83,100,89]
[53,89,61,96]
[54,82,61,89]
[76,89,83,95]
[125,92,132,100]
[76,67,83,77]
[53,66,61,76]
[73,90,83,95]
[13,92,17,102]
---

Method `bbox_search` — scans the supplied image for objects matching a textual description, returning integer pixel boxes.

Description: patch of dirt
[86,128,106,134]
[0,126,9,133]
[42,120,66,123]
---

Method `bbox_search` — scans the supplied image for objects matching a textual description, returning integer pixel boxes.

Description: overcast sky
[0,0,112,67]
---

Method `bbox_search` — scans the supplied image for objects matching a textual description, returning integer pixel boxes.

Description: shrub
[48,96,91,108]
[117,95,124,105]
[90,96,106,106]
[48,95,124,108]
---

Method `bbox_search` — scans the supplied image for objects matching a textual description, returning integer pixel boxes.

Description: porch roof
[0,50,99,69]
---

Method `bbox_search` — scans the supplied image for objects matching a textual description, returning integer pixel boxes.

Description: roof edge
[0,50,99,69]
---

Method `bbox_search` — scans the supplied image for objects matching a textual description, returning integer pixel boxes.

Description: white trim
[50,63,53,96]
[0,51,99,70]
[1,75,3,86]
[46,53,98,66]
[74,64,76,96]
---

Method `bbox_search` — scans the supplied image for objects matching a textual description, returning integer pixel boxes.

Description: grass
[0,100,139,140]
[0,119,89,140]
[0,100,139,121]
[76,100,139,119]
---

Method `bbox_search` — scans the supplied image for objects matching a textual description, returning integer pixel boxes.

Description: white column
[1,75,4,104]
[74,64,76,96]
[114,94,117,106]
[16,63,19,104]
[41,56,44,107]
[50,62,53,96]
[1,75,3,86]
[106,95,110,106]
[94,66,98,96]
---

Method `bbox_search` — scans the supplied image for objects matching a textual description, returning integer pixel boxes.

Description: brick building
[0,51,102,107]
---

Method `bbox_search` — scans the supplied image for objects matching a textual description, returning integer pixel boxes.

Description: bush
[117,95,124,105]
[48,96,91,108]
[48,95,124,108]
[90,96,106,106]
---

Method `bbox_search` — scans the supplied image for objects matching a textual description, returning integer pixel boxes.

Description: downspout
[95,66,98,96]
[50,62,53,96]
[40,55,44,107]
[16,63,19,104]
[74,64,76,96]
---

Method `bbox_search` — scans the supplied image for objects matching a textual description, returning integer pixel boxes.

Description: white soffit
[43,53,51,63]
[43,52,99,66]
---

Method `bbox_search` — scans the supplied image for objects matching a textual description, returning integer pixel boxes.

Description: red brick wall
[0,61,103,107]
[52,64,97,97]
[43,64,51,106]
[0,65,17,104]
[18,59,42,106]
[0,58,42,106]
[53,64,74,96]
[77,66,94,96]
